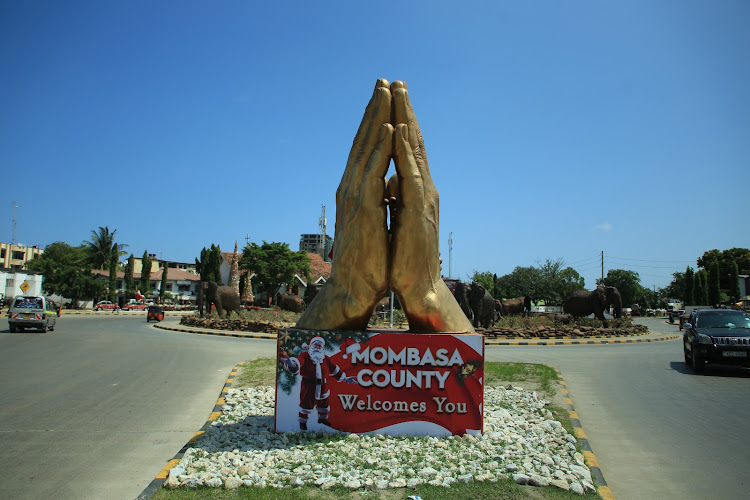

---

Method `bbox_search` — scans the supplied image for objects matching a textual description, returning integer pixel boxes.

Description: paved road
[2,315,747,500]
[0,314,277,500]
[485,317,750,500]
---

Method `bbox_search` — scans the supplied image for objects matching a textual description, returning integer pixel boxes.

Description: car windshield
[13,297,43,308]
[697,312,750,329]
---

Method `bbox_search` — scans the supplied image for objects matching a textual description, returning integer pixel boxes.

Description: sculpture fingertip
[375,78,390,89]
[390,81,407,91]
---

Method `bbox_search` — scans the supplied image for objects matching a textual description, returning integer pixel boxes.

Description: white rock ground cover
[164,385,596,495]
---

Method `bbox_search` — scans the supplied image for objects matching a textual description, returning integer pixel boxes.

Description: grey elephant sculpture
[454,282,495,329]
[497,296,531,317]
[277,293,305,313]
[562,286,622,327]
[198,281,241,318]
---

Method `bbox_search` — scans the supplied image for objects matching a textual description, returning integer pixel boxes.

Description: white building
[0,270,43,301]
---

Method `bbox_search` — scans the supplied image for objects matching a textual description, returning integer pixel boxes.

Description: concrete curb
[136,362,245,499]
[153,322,679,345]
[557,369,615,500]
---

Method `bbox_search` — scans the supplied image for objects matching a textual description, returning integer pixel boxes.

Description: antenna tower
[319,205,327,237]
[12,201,18,244]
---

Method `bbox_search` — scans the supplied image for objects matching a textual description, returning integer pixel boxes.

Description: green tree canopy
[598,269,642,307]
[141,250,152,296]
[25,242,105,306]
[124,254,135,298]
[108,243,119,301]
[196,244,223,284]
[469,271,495,296]
[240,241,311,300]
[496,266,542,303]
[684,266,695,306]
[697,248,750,292]
[708,259,721,305]
[83,226,126,271]
[160,263,169,300]
[695,269,709,305]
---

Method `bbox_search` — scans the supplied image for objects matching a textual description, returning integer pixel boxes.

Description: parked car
[146,305,165,322]
[123,301,148,311]
[7,295,57,332]
[94,300,119,312]
[683,308,750,372]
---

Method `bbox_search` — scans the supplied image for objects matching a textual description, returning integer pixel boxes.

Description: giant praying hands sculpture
[296,79,474,334]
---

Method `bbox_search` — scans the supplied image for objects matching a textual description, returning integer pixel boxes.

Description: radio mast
[318,205,327,237]
[12,201,18,244]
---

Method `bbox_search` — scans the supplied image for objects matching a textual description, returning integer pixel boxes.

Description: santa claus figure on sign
[281,336,358,430]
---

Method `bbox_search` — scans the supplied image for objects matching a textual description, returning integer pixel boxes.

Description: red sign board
[275,329,484,437]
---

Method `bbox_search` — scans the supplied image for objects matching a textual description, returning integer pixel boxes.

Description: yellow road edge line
[598,485,615,500]
[208,411,221,421]
[569,410,579,419]
[188,431,205,443]
[156,458,181,479]
[583,450,599,468]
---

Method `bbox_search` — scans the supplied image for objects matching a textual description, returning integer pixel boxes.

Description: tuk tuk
[146,305,165,322]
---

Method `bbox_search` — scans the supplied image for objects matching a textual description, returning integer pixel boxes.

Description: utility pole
[601,250,604,282]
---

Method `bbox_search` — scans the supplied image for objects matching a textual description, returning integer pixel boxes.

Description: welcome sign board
[275,329,484,437]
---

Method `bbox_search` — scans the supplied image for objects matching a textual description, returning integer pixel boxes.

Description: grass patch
[151,359,598,500]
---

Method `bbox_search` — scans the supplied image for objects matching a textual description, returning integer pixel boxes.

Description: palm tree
[84,226,127,270]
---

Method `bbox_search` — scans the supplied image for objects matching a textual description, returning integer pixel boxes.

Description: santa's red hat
[339,337,361,359]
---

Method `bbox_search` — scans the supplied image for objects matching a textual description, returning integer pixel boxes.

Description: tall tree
[240,241,311,302]
[196,244,223,284]
[684,266,695,306]
[83,226,126,270]
[141,250,152,296]
[124,254,135,299]
[160,263,169,300]
[729,260,741,303]
[25,242,105,307]
[708,259,721,305]
[108,243,119,302]
[695,270,709,305]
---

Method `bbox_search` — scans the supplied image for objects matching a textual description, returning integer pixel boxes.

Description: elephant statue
[562,286,622,327]
[276,293,306,313]
[497,296,531,317]
[303,284,321,307]
[454,282,495,329]
[198,281,241,318]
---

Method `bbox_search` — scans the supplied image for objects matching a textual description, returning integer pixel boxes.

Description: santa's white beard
[309,348,325,364]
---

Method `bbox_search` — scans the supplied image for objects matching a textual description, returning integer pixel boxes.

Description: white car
[8,296,57,333]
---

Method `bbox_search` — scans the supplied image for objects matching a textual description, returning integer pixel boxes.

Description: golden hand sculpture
[296,79,474,333]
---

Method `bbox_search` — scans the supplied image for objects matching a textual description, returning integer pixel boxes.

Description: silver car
[7,296,57,333]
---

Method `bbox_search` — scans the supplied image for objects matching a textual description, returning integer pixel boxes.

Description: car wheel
[96,307,101,311]
[9,325,16,333]
[691,349,706,373]
[41,325,47,333]
[683,346,691,365]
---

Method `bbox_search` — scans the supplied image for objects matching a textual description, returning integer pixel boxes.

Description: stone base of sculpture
[275,329,484,437]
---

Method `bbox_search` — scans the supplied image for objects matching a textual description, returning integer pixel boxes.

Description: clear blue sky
[1,1,748,291]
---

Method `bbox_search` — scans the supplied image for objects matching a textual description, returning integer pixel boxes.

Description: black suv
[683,309,750,372]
